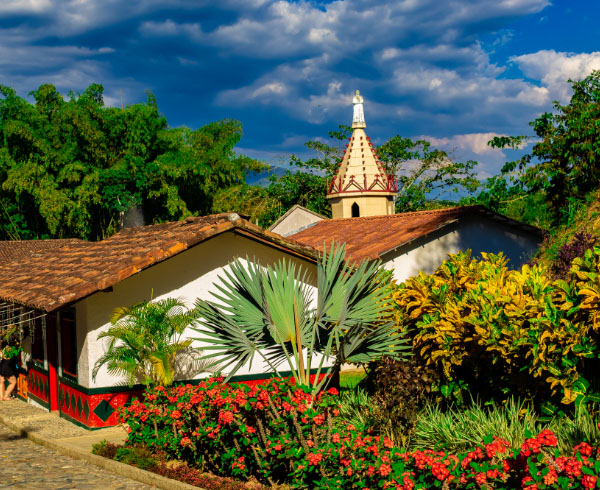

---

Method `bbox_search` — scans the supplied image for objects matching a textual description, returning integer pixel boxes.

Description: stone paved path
[0,417,155,489]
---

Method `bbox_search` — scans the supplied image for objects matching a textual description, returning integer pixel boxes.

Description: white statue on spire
[352,90,366,128]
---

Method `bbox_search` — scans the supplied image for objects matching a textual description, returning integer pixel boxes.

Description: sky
[1,0,600,179]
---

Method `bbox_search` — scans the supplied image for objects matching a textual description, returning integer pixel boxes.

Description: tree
[192,244,409,395]
[92,298,208,387]
[377,136,479,212]
[488,71,600,224]
[146,119,266,223]
[0,83,263,240]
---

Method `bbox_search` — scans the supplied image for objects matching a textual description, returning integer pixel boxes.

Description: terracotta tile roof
[289,206,542,263]
[0,214,318,312]
[0,239,83,264]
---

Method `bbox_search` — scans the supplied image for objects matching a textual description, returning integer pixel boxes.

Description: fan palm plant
[193,244,409,395]
[92,297,204,387]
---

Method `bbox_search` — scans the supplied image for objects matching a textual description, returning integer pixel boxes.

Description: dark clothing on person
[0,358,17,378]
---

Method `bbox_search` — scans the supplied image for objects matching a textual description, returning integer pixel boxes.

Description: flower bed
[120,378,600,489]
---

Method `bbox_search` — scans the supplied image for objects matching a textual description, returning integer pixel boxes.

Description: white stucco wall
[76,232,318,389]
[383,217,540,283]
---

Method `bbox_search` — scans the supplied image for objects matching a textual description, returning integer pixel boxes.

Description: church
[270,91,542,281]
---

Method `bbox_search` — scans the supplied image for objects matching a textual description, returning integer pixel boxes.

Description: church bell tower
[326,91,397,219]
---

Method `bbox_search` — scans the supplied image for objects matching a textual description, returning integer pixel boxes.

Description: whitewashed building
[0,214,318,428]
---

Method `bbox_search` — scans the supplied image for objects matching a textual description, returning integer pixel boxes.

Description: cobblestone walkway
[0,424,155,489]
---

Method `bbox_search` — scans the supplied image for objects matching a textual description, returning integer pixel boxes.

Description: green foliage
[414,398,546,453]
[263,170,331,225]
[121,378,344,486]
[0,83,263,240]
[114,445,157,470]
[193,244,409,396]
[121,378,600,489]
[261,125,480,226]
[461,174,553,229]
[487,71,600,225]
[377,136,479,212]
[337,386,374,431]
[415,399,600,457]
[394,249,600,411]
[0,324,22,360]
[92,297,208,387]
[91,439,120,459]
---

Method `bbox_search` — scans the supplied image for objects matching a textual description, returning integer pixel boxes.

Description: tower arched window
[351,202,360,217]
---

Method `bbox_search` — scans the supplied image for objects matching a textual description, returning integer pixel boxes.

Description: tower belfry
[326,91,397,219]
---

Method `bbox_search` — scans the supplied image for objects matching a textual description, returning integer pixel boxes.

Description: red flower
[582,475,597,489]
[307,452,323,466]
[218,410,234,424]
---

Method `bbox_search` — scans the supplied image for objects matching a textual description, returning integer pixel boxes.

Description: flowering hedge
[120,378,600,489]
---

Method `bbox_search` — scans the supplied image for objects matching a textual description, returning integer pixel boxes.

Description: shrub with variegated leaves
[394,248,600,410]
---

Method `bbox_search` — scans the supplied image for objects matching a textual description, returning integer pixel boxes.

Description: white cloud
[425,132,506,155]
[252,82,287,98]
[0,0,52,13]
[511,50,600,102]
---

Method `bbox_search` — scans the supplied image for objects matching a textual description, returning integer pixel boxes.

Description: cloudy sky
[1,0,599,177]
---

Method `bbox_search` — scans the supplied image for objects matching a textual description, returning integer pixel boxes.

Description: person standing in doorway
[0,326,21,401]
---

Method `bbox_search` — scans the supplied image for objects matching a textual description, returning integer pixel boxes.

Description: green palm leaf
[192,244,408,394]
[94,297,208,387]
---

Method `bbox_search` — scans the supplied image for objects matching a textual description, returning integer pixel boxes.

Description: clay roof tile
[0,213,318,312]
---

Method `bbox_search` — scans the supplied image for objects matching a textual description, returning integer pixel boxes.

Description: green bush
[414,398,545,453]
[91,439,120,459]
[394,249,600,411]
[119,378,600,489]
[114,445,158,470]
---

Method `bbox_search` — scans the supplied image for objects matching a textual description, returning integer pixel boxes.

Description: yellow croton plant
[393,248,600,409]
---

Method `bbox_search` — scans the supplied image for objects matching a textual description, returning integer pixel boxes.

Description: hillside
[533,191,600,273]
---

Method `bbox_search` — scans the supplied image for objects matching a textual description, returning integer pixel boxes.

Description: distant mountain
[245,166,290,187]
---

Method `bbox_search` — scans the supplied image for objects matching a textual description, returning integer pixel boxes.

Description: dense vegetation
[113,377,600,489]
[465,70,600,232]
[394,248,600,413]
[4,71,600,488]
[0,83,263,240]
[3,71,600,240]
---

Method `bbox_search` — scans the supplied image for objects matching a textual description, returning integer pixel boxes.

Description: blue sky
[1,0,599,179]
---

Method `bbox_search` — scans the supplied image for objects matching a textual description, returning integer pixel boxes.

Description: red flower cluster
[119,379,600,490]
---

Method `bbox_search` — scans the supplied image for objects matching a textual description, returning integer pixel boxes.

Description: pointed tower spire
[327,91,396,219]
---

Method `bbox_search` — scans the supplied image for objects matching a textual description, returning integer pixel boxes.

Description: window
[351,202,360,217]
[60,310,77,379]
[31,314,44,364]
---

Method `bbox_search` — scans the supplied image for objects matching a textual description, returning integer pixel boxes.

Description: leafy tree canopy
[0,83,263,240]
[486,71,600,226]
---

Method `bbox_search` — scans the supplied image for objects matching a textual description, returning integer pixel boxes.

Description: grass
[340,368,366,390]
[413,398,545,453]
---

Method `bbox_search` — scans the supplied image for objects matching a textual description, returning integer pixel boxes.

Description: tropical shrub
[120,378,600,489]
[193,244,409,396]
[414,398,547,453]
[362,357,438,447]
[394,249,600,410]
[93,297,209,387]
[120,377,343,487]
